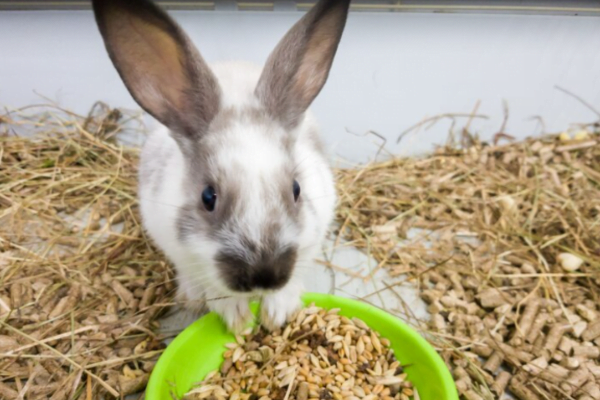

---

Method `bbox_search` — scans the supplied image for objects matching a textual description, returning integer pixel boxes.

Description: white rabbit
[92,0,349,332]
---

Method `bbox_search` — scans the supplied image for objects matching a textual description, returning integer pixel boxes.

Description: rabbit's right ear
[92,0,220,138]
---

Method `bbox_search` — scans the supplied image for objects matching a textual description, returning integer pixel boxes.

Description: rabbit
[92,0,350,332]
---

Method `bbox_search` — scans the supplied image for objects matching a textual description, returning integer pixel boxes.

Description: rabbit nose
[216,246,297,293]
[249,246,297,290]
[251,267,287,290]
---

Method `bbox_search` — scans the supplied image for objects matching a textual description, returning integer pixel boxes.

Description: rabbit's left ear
[92,0,220,138]
[255,0,350,129]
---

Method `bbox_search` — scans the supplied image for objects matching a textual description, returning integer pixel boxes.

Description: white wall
[1,10,600,164]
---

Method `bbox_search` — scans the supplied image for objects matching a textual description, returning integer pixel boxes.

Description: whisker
[292,156,311,176]
[139,198,188,211]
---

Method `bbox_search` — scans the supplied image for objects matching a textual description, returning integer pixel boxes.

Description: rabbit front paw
[260,285,303,331]
[208,296,253,334]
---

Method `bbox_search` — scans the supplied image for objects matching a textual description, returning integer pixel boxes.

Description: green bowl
[146,292,458,400]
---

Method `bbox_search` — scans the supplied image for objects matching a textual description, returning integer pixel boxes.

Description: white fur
[138,61,336,332]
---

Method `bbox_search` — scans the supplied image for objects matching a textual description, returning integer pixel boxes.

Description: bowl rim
[146,292,458,400]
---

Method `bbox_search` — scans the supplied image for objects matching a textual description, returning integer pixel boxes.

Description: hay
[1,101,599,400]
[0,103,174,399]
[335,120,600,399]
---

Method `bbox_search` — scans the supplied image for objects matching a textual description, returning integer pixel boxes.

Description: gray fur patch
[176,204,202,242]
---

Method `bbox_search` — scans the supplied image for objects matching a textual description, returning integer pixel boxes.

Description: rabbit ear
[255,0,350,129]
[92,0,220,138]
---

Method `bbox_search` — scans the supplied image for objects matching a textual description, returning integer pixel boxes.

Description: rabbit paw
[208,296,252,334]
[261,285,303,331]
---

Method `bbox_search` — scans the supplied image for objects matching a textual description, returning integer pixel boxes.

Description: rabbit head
[92,0,348,308]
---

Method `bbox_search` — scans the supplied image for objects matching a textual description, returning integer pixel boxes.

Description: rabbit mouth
[215,246,297,293]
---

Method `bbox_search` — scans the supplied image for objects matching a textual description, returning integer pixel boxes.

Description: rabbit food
[183,305,416,400]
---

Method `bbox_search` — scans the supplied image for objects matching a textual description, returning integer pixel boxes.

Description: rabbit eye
[293,180,301,202]
[202,186,217,211]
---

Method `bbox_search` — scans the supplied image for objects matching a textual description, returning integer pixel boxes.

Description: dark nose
[251,264,290,290]
[216,246,297,293]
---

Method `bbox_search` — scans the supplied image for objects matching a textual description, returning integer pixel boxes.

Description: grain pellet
[183,305,415,400]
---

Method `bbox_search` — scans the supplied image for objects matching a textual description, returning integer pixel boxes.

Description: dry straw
[1,103,174,399]
[1,100,599,400]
